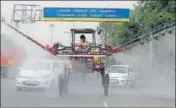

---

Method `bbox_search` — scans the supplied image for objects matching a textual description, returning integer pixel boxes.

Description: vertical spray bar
[149,31,153,68]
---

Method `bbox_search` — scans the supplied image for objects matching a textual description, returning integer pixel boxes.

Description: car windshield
[108,66,127,74]
[22,61,51,70]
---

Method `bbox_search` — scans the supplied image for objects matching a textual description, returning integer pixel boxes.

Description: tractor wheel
[65,68,71,94]
[101,68,109,96]
[103,74,109,96]
[58,75,65,96]
[100,69,105,87]
[64,76,69,94]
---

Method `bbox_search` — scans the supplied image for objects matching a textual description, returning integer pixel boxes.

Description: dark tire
[104,84,109,96]
[58,68,70,96]
[101,69,105,87]
[58,75,65,96]
[64,77,69,94]
[64,68,70,94]
[103,74,109,96]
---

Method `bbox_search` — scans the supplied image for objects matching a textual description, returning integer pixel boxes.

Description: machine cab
[70,28,96,45]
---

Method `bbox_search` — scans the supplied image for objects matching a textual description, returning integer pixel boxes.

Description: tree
[98,0,176,45]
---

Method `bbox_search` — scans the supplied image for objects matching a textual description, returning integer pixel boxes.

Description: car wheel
[103,74,109,96]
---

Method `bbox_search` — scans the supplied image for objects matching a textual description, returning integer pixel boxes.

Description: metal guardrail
[118,22,176,49]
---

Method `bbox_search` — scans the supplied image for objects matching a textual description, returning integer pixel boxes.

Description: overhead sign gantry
[10,4,130,26]
[43,7,130,22]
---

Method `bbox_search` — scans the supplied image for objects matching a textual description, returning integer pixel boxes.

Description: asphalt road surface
[1,73,175,107]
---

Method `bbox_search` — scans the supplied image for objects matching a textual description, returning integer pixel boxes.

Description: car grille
[22,80,40,86]
[110,79,119,83]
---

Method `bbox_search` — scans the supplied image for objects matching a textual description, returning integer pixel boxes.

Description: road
[1,73,175,107]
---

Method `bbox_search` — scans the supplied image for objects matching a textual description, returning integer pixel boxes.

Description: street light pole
[149,31,153,68]
[50,24,54,46]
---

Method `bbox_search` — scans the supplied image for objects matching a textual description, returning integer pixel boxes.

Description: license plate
[110,80,118,83]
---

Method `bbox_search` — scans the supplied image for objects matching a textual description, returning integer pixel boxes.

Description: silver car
[106,65,136,88]
[15,60,56,91]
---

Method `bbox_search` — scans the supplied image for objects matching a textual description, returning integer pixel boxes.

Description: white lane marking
[102,101,108,107]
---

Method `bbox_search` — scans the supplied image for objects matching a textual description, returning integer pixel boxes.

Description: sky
[1,1,137,46]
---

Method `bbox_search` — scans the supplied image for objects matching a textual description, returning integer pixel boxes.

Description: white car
[106,65,136,88]
[15,60,58,91]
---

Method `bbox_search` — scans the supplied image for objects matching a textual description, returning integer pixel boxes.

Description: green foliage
[98,0,176,45]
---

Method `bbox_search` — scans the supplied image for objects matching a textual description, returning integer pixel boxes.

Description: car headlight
[16,78,26,84]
